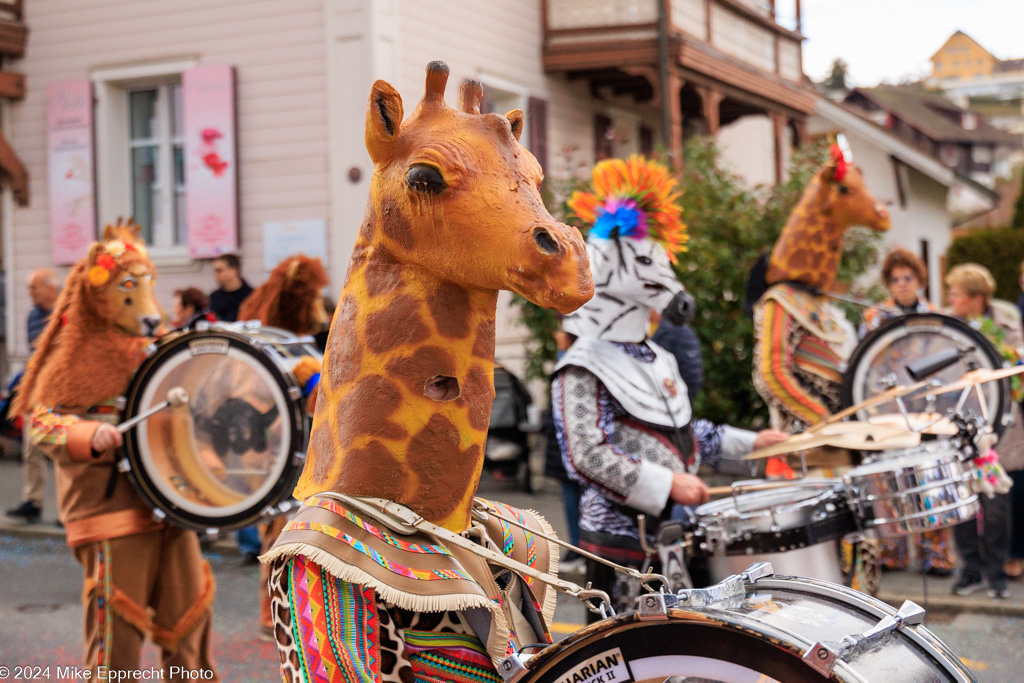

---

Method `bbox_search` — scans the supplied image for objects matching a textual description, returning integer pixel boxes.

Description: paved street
[0,458,1021,680]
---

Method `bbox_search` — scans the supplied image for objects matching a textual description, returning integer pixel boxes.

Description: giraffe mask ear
[365,80,404,164]
[506,109,524,141]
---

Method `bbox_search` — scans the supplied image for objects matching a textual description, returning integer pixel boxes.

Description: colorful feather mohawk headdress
[567,155,688,262]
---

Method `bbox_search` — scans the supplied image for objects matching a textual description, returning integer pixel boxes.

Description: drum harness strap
[329,493,670,619]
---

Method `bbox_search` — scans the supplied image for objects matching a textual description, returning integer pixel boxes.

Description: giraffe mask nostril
[532,228,560,256]
[424,375,461,402]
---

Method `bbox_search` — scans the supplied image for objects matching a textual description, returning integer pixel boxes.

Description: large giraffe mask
[294,62,593,531]
[766,144,890,293]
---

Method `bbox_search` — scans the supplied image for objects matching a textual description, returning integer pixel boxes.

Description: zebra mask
[561,156,692,343]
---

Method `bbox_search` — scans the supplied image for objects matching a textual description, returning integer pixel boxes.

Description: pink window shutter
[183,65,238,258]
[47,79,96,265]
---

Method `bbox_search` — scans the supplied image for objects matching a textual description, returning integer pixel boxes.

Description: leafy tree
[821,58,850,92]
[946,227,1024,301]
[1012,172,1024,230]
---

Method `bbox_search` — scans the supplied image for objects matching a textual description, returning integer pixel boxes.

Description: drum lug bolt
[497,654,528,682]
[638,592,672,621]
[802,642,839,676]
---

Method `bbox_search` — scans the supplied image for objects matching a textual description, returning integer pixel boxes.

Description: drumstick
[708,480,801,497]
[117,387,190,433]
[805,380,929,433]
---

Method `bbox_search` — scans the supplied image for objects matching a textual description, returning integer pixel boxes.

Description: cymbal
[807,380,930,432]
[926,365,1024,397]
[867,412,958,436]
[742,427,921,460]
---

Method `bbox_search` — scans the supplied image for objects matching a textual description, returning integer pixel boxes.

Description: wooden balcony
[543,0,816,141]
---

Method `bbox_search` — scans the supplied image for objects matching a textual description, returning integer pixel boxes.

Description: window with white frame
[93,60,197,262]
[128,83,186,248]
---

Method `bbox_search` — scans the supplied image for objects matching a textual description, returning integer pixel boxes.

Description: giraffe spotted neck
[293,62,592,532]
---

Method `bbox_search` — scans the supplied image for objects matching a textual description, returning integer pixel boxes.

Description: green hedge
[946,228,1024,302]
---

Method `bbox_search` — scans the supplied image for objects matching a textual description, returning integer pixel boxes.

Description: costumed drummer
[552,156,785,615]
[750,141,890,477]
[12,221,219,680]
[261,62,593,681]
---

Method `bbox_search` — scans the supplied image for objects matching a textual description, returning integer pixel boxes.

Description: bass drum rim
[841,312,1008,439]
[122,328,307,531]
[523,576,974,683]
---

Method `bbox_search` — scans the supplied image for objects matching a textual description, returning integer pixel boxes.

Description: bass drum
[518,575,974,682]
[842,313,1008,439]
[121,324,320,531]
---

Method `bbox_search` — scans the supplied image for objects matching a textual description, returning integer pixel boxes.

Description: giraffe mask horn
[421,60,450,110]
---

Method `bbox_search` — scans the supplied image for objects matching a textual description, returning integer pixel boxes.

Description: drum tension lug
[117,458,132,474]
[741,561,775,583]
[802,642,839,676]
[638,592,672,621]
[151,508,166,523]
[497,653,529,683]
[803,600,926,676]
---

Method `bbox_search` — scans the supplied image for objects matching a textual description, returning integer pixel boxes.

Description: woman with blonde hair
[945,263,1023,599]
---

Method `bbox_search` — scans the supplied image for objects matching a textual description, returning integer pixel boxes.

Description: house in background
[843,86,1019,218]
[925,30,1024,169]
[1,0,814,379]
[808,98,956,305]
[542,0,817,187]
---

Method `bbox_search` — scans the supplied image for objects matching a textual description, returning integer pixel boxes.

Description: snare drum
[511,568,974,682]
[844,442,980,539]
[120,324,321,531]
[692,482,857,584]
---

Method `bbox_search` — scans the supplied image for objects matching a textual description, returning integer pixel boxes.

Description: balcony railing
[546,0,804,84]
[0,0,25,58]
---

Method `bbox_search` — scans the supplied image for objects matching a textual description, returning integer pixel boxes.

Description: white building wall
[5,0,330,361]
[717,114,793,187]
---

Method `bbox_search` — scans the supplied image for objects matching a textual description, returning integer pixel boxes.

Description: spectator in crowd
[862,250,952,575]
[171,287,210,329]
[209,254,253,322]
[6,268,60,523]
[1008,260,1024,580]
[861,247,935,335]
[946,263,1023,599]
[651,308,704,404]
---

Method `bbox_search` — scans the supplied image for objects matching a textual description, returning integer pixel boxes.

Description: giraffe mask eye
[406,164,446,195]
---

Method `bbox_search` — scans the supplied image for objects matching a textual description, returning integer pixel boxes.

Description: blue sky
[781,0,1024,85]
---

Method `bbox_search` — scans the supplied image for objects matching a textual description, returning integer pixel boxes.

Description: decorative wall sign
[183,64,238,258]
[47,79,96,265]
[263,219,328,270]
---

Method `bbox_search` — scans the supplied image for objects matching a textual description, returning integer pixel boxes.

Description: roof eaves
[814,97,956,188]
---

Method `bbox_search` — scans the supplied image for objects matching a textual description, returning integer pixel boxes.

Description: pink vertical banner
[47,80,96,265]
[183,65,238,258]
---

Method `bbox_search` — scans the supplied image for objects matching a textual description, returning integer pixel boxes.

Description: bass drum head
[123,329,307,530]
[842,313,1008,438]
